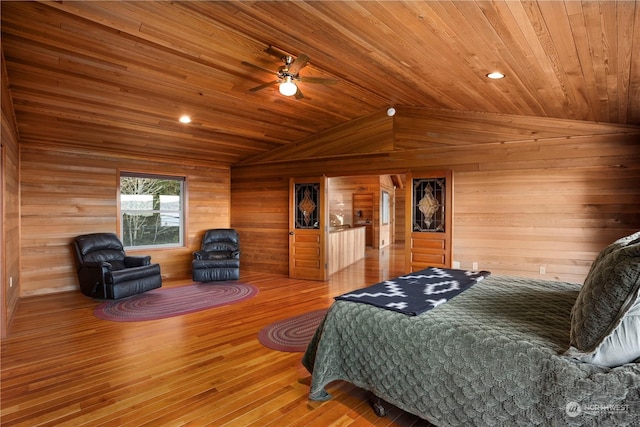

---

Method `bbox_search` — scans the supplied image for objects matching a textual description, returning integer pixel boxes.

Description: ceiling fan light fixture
[279,76,298,96]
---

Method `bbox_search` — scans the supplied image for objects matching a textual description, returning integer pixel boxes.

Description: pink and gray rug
[258,309,328,352]
[94,282,258,322]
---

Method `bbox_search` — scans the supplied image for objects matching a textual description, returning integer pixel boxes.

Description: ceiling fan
[243,48,337,99]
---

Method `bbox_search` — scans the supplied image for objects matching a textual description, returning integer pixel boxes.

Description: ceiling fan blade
[299,76,338,85]
[288,53,310,74]
[241,61,276,75]
[249,80,279,92]
[294,87,305,99]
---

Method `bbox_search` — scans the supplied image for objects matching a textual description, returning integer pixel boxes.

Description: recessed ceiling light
[179,115,191,124]
[486,72,505,79]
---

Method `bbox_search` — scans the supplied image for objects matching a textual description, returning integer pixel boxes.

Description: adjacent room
[2,1,639,426]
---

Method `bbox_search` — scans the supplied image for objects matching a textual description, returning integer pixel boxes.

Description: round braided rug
[94,282,258,322]
[258,309,328,352]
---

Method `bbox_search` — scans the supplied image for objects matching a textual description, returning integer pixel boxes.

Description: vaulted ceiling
[2,1,639,166]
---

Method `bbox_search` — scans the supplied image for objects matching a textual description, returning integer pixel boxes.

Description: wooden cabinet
[328,226,366,275]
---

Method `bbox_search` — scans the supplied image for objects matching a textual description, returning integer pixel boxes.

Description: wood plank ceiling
[2,1,639,166]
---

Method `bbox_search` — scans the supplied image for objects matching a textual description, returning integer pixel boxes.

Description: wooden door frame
[1,146,5,339]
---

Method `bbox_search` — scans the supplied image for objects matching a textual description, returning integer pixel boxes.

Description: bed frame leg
[371,395,386,417]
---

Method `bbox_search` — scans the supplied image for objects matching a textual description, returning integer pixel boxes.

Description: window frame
[118,170,187,250]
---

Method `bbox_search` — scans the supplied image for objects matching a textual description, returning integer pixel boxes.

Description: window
[119,172,185,248]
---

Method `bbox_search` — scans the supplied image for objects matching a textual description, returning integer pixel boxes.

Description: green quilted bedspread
[302,275,640,426]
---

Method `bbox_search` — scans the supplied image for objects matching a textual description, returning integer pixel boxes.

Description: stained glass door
[405,171,453,272]
[289,177,328,280]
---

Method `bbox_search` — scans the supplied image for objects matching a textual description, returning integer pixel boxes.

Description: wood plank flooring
[1,244,434,426]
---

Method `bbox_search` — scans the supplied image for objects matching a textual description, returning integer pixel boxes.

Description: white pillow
[566,292,640,367]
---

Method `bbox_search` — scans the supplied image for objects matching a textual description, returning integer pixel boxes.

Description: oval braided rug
[94,282,258,322]
[258,309,328,352]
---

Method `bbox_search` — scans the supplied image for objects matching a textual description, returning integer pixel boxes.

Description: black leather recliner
[192,229,240,282]
[72,232,162,299]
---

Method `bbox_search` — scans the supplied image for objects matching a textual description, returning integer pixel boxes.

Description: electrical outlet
[472,262,478,270]
[539,265,546,275]
[452,261,460,269]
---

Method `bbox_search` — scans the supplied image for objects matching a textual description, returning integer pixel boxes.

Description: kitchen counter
[328,225,365,275]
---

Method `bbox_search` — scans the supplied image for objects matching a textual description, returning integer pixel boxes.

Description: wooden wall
[1,50,21,338]
[232,111,640,284]
[19,146,231,296]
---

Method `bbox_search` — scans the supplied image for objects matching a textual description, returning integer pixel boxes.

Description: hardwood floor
[1,244,434,427]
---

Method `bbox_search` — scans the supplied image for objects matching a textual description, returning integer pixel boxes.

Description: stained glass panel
[412,177,445,232]
[295,183,320,229]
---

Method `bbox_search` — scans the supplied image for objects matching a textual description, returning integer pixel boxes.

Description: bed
[302,233,640,426]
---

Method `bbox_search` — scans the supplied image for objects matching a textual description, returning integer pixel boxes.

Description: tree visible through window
[120,173,184,248]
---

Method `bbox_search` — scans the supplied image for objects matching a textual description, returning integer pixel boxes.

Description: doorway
[289,171,453,280]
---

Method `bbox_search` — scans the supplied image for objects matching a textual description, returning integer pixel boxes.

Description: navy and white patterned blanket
[335,267,491,315]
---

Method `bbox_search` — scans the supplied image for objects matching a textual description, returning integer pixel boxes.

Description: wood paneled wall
[1,50,21,338]
[240,110,395,165]
[19,145,231,296]
[232,111,640,284]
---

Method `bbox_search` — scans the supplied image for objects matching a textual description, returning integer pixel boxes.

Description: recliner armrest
[111,263,161,284]
[124,255,151,267]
